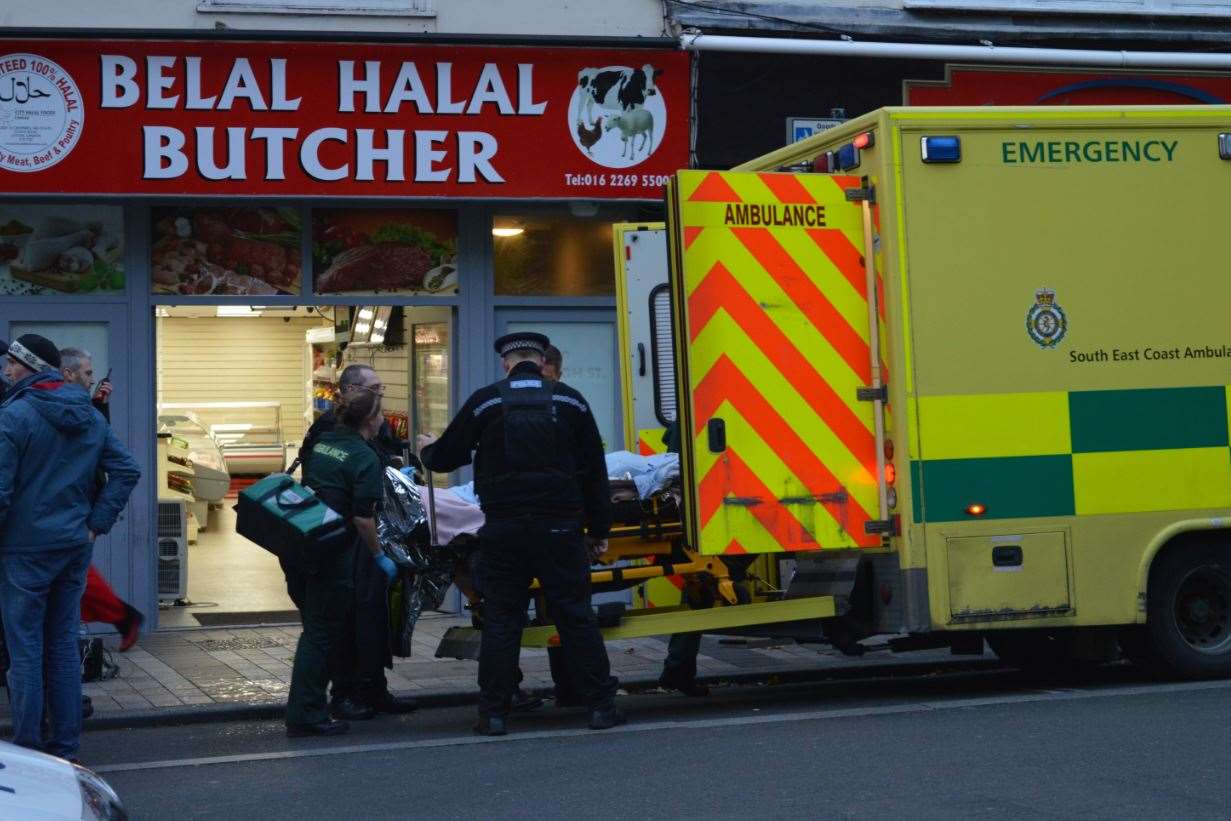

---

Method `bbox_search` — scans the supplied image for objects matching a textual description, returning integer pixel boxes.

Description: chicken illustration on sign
[569,64,666,169]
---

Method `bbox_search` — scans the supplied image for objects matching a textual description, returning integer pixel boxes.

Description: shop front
[0,35,689,628]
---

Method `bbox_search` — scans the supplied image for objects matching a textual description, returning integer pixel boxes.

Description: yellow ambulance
[631,106,1231,677]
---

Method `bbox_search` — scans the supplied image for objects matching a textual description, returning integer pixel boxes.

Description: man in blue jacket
[0,334,140,761]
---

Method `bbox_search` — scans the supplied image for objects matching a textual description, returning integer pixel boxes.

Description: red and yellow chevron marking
[636,428,667,456]
[676,170,880,554]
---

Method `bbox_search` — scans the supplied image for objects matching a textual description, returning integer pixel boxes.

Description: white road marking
[93,677,1231,774]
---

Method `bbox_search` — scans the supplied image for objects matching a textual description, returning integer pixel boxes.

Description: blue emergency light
[836,143,860,171]
[921,136,961,164]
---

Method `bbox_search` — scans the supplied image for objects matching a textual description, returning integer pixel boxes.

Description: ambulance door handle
[707,418,727,453]
[637,343,647,377]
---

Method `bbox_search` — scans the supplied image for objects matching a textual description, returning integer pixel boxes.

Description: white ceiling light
[492,226,525,238]
[216,306,262,317]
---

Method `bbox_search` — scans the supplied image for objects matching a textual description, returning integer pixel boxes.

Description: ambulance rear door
[613,222,673,455]
[666,170,885,555]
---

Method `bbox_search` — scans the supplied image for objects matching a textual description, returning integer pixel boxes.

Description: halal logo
[0,53,84,173]
[1026,287,1068,349]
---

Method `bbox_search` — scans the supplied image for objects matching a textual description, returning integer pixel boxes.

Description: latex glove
[374,553,398,583]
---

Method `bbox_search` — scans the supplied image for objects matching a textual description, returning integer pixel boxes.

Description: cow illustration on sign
[570,64,667,169]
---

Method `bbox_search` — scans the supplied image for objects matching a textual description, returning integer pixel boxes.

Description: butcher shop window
[152,207,303,296]
[493,207,636,297]
[312,209,458,296]
[0,204,126,297]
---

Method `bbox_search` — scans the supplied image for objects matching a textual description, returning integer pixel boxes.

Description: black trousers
[477,516,616,718]
[330,548,392,706]
[282,546,353,726]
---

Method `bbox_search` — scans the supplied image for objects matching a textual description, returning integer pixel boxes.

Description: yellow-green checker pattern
[911,386,1231,522]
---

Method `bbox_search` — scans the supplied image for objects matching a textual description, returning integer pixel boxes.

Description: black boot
[659,671,710,697]
[331,698,376,721]
[588,704,627,731]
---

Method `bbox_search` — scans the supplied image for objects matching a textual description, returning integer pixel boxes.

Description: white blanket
[446,450,680,505]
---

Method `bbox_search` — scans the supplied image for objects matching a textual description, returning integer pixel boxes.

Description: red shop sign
[0,39,690,199]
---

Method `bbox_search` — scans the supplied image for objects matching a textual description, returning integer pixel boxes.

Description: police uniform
[421,332,619,731]
[284,427,382,734]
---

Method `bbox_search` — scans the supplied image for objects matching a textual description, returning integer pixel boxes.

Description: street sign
[787,115,846,144]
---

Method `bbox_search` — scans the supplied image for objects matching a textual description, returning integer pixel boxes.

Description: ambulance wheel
[1146,543,1231,679]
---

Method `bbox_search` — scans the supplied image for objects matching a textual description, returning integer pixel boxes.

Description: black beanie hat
[8,334,61,372]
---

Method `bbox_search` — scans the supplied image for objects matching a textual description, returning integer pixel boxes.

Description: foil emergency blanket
[378,467,472,656]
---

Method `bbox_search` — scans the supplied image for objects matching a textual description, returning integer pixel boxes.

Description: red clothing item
[81,565,126,626]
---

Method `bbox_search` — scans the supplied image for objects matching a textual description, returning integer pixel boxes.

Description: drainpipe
[679,31,1231,70]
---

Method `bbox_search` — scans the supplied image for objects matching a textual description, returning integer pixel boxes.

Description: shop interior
[154,304,452,628]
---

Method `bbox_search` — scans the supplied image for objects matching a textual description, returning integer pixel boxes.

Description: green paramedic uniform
[285,428,384,727]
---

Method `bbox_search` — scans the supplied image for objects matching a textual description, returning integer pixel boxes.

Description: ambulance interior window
[649,284,676,426]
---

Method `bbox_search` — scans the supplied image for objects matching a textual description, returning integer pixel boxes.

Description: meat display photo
[313,209,457,295]
[0,205,125,297]
[151,207,303,295]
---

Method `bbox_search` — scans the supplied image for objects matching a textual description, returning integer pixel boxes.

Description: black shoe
[372,692,419,715]
[511,689,544,712]
[474,715,508,736]
[588,705,627,731]
[286,719,350,738]
[330,698,376,721]
[659,673,711,698]
[81,695,94,720]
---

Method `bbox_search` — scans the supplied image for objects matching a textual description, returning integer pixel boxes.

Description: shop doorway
[2,306,135,597]
[496,309,623,452]
[153,304,455,628]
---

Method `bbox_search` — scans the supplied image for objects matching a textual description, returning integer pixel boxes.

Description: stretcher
[373,467,828,660]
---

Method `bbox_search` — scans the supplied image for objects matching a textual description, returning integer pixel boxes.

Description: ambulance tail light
[921,136,961,164]
[883,440,897,510]
[965,503,987,517]
[853,131,875,150]
[815,151,835,173]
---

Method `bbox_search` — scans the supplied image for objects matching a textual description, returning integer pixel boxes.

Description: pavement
[0,613,982,730]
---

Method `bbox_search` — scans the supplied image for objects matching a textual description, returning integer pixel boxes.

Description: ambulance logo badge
[1026,287,1067,349]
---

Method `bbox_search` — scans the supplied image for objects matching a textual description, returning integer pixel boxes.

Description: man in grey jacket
[0,334,140,761]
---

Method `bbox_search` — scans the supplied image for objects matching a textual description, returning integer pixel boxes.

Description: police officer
[285,365,398,738]
[418,332,623,736]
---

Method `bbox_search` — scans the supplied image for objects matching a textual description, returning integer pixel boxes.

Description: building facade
[0,3,688,627]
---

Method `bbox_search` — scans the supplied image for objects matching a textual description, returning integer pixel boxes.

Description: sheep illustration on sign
[569,64,667,168]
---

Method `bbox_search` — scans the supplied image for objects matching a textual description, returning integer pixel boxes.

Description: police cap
[493,331,550,357]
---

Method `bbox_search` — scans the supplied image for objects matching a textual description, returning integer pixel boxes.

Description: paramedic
[285,365,397,738]
[418,331,622,736]
[298,366,417,722]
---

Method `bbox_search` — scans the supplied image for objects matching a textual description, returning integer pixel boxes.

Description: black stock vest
[474,374,583,519]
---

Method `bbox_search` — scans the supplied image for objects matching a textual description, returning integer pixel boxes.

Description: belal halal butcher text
[100,56,549,183]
